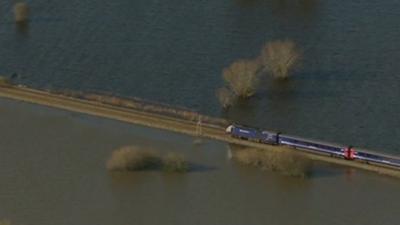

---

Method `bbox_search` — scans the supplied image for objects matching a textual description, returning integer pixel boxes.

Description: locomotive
[225,124,400,169]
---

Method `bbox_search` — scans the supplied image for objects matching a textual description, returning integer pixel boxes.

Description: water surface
[0,98,399,225]
[0,0,400,152]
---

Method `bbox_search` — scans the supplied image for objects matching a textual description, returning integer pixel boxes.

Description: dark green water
[0,0,400,152]
[1,98,400,225]
[1,0,400,224]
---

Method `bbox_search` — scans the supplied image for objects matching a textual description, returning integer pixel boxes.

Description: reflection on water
[269,0,319,18]
[15,21,29,37]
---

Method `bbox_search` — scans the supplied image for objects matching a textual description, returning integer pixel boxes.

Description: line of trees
[217,40,302,108]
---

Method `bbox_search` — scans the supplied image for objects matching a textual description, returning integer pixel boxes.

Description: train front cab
[226,124,261,141]
[226,125,234,133]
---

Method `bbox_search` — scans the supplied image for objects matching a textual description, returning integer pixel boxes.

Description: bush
[14,2,29,23]
[106,146,162,171]
[163,153,189,173]
[106,147,191,173]
[223,59,261,98]
[260,40,301,79]
[232,147,312,178]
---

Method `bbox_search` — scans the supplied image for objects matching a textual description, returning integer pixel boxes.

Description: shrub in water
[106,146,162,171]
[163,153,189,173]
[232,147,312,178]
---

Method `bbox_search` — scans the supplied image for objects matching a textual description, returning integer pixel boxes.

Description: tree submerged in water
[217,59,261,109]
[222,59,260,98]
[14,2,30,23]
[216,87,235,109]
[216,39,302,109]
[260,40,301,79]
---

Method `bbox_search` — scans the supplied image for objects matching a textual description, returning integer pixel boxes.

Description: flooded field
[1,0,400,223]
[1,98,399,225]
[0,0,400,152]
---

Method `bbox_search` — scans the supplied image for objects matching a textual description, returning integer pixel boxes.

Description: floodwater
[0,0,400,152]
[1,0,400,224]
[1,98,400,225]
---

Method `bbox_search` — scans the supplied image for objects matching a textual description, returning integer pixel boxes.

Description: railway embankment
[1,85,400,178]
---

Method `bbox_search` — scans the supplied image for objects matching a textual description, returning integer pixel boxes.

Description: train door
[344,146,355,160]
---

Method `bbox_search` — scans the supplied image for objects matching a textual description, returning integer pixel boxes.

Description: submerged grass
[106,146,162,171]
[106,146,190,173]
[163,153,189,173]
[232,147,312,178]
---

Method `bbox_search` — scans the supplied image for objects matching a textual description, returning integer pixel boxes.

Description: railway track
[1,85,400,178]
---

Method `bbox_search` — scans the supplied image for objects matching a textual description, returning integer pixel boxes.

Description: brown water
[1,98,399,225]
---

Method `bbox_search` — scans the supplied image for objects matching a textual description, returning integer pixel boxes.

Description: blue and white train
[225,124,400,169]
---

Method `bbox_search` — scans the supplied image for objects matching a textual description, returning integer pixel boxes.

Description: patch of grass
[78,93,228,126]
[106,146,162,171]
[14,2,29,23]
[232,147,312,178]
[163,153,189,173]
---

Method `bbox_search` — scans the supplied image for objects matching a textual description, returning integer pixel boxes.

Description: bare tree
[216,87,235,109]
[14,2,29,23]
[260,40,301,79]
[222,59,260,98]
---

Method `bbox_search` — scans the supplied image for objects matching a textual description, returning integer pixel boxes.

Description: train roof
[282,133,400,161]
[231,123,400,161]
[355,147,400,161]
[232,123,280,133]
[279,133,348,148]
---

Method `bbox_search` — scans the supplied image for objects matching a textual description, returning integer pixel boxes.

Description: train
[225,124,400,169]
